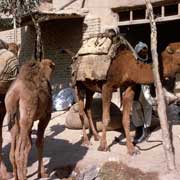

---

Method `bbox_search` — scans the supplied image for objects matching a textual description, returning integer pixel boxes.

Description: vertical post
[130,10,133,22]
[36,22,42,61]
[31,15,42,61]
[178,3,180,15]
[145,0,176,171]
[13,16,17,43]
[81,0,86,8]
[145,9,148,19]
[161,6,165,17]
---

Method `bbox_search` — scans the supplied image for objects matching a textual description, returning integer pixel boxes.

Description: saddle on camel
[72,28,180,155]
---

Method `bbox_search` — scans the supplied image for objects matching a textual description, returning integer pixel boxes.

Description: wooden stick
[145,0,176,171]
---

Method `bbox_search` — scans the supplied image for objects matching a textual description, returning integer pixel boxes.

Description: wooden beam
[112,0,179,12]
[118,14,180,26]
[118,19,149,26]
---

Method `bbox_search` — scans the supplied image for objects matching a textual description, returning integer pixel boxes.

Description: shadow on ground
[2,123,88,179]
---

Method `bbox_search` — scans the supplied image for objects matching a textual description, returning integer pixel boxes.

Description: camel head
[162,42,180,76]
[165,43,180,55]
[40,59,55,81]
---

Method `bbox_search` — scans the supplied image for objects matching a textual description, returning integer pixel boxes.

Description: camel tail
[7,112,16,130]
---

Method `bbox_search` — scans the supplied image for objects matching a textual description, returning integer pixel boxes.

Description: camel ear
[50,61,55,70]
[166,46,174,54]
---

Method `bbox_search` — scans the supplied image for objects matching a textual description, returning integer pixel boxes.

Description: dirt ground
[2,110,180,180]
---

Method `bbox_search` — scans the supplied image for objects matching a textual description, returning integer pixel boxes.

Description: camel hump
[18,59,54,83]
[18,60,40,80]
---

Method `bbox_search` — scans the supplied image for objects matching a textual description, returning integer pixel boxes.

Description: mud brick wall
[0,28,21,44]
[20,19,82,91]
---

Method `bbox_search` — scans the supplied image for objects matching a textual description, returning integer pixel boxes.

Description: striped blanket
[0,49,19,82]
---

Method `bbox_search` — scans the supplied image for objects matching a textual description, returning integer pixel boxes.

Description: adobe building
[0,0,180,95]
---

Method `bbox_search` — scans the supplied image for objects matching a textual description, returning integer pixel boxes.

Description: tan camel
[0,40,19,179]
[4,59,55,180]
[76,42,180,155]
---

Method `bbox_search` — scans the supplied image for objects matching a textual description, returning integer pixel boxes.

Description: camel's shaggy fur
[4,59,55,180]
[76,42,180,155]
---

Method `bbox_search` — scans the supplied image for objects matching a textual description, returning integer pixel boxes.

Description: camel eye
[50,63,55,70]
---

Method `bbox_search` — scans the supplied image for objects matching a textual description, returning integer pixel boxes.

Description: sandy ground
[2,110,180,180]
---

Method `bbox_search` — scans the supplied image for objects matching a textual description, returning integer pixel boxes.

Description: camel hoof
[38,172,49,178]
[0,171,13,180]
[128,148,140,156]
[82,140,91,146]
[7,172,13,179]
[94,135,100,141]
[98,145,108,152]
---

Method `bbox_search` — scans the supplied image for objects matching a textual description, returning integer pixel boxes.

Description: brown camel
[76,42,180,155]
[0,40,19,179]
[4,59,55,180]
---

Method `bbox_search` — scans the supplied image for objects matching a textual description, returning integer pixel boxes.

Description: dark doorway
[157,20,180,52]
[119,19,180,54]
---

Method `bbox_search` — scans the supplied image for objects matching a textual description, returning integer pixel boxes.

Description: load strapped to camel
[0,49,19,82]
[71,28,136,84]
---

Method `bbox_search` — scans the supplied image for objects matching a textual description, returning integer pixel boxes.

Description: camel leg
[85,89,100,141]
[22,128,33,178]
[15,105,36,180]
[9,118,19,180]
[15,131,27,180]
[122,86,138,155]
[5,93,19,180]
[98,83,112,151]
[76,85,90,145]
[36,115,50,178]
[0,103,6,179]
[14,116,33,180]
[0,101,13,180]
